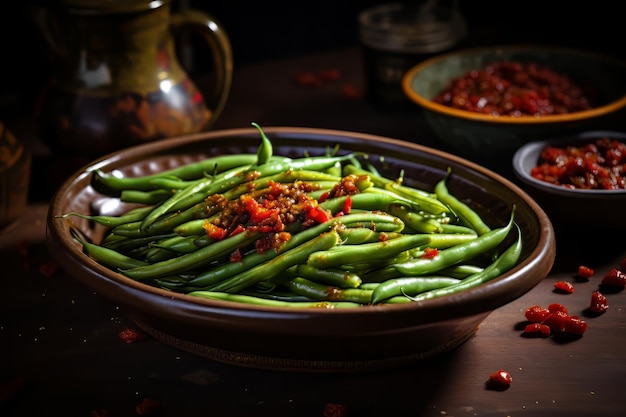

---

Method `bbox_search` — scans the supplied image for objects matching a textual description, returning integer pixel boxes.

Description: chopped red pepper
[118,328,147,344]
[341,195,352,215]
[554,281,575,293]
[547,302,568,314]
[589,291,609,314]
[523,323,551,337]
[421,247,439,259]
[601,268,626,287]
[524,305,550,323]
[305,205,330,224]
[489,369,513,386]
[577,265,594,280]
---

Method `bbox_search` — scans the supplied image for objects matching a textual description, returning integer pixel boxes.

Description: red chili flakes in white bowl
[531,137,626,190]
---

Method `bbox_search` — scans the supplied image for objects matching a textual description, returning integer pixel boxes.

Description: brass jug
[34,0,233,159]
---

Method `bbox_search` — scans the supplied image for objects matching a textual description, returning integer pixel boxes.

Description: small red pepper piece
[523,322,551,337]
[489,369,513,386]
[577,265,594,280]
[547,302,568,314]
[421,247,439,259]
[554,281,575,293]
[118,328,146,344]
[589,291,609,314]
[601,268,626,287]
[524,305,550,323]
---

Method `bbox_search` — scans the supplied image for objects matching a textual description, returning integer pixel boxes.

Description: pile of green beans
[63,123,523,308]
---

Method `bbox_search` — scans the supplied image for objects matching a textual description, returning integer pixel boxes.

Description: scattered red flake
[229,248,242,263]
[39,262,60,277]
[554,281,574,293]
[318,68,342,82]
[421,247,439,259]
[118,328,147,344]
[547,302,568,314]
[0,376,25,407]
[589,291,609,314]
[524,303,587,336]
[489,369,512,386]
[342,83,363,99]
[323,403,348,417]
[601,268,626,287]
[577,265,594,280]
[522,322,551,337]
[294,71,322,88]
[135,398,160,415]
[524,305,550,322]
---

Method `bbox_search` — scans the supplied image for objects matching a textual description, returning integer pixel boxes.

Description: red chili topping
[118,328,147,344]
[489,369,513,386]
[589,291,609,314]
[433,61,594,116]
[524,305,551,322]
[530,137,626,190]
[577,265,595,280]
[601,268,626,287]
[554,281,575,294]
[421,247,439,259]
[547,302,568,314]
[523,322,551,337]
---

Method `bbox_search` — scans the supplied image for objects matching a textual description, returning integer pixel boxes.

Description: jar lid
[359,2,466,54]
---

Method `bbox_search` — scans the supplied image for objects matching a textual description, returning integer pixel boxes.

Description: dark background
[1,0,624,124]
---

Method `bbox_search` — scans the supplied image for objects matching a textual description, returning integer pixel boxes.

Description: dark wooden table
[2,47,625,416]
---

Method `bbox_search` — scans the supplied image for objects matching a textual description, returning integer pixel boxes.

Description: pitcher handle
[171,9,233,129]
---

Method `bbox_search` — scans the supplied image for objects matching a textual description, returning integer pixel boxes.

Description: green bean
[120,230,262,280]
[440,264,484,279]
[57,206,154,228]
[307,233,430,270]
[413,232,478,250]
[319,191,412,214]
[120,188,175,205]
[393,208,515,276]
[188,291,362,308]
[252,122,273,165]
[74,233,149,270]
[434,168,491,235]
[294,264,362,288]
[91,153,290,192]
[102,233,177,253]
[371,276,461,304]
[209,230,341,293]
[342,164,449,215]
[275,276,373,304]
[386,203,444,234]
[183,212,404,289]
[406,223,523,302]
[338,228,403,245]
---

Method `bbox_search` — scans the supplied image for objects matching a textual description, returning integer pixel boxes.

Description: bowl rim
[401,44,626,125]
[46,126,556,325]
[512,130,626,196]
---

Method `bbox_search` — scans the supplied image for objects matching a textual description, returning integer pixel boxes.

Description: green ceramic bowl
[402,45,626,169]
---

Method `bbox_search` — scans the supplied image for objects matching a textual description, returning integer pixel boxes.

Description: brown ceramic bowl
[512,130,626,231]
[402,45,626,168]
[46,127,556,372]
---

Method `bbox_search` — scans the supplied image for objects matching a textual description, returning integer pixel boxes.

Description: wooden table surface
[2,48,625,416]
